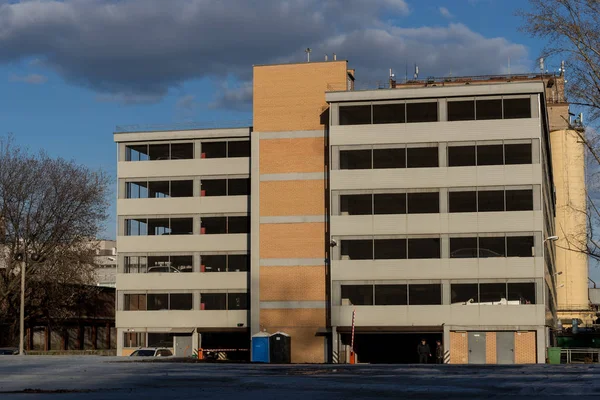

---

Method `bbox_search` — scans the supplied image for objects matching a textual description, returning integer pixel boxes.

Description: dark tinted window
[341,285,373,305]
[228,178,250,196]
[228,216,249,234]
[449,191,477,213]
[202,217,227,234]
[480,283,507,303]
[148,181,170,198]
[506,236,534,257]
[504,98,531,119]
[374,239,407,259]
[479,237,506,258]
[228,255,249,272]
[228,293,248,310]
[448,146,476,167]
[448,101,475,121]
[171,256,193,273]
[340,150,372,170]
[170,143,194,160]
[202,142,227,158]
[407,147,438,168]
[201,179,227,196]
[126,145,148,161]
[451,284,479,304]
[149,144,170,161]
[170,294,193,310]
[476,99,502,120]
[228,141,250,158]
[340,106,371,125]
[478,190,505,212]
[506,189,533,211]
[148,218,170,235]
[407,192,439,214]
[341,194,372,215]
[373,103,405,124]
[170,218,193,235]
[408,238,440,259]
[147,294,168,310]
[375,285,408,305]
[450,237,478,258]
[341,240,373,260]
[374,193,406,215]
[409,284,442,305]
[407,102,438,123]
[373,148,405,168]
[477,145,504,166]
[201,255,227,272]
[508,283,535,304]
[170,180,193,197]
[505,144,532,165]
[201,293,226,310]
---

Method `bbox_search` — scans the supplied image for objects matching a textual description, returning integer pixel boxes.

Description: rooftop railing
[115,120,253,133]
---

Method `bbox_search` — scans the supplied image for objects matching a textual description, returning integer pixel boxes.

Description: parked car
[129,347,173,357]
[0,347,22,355]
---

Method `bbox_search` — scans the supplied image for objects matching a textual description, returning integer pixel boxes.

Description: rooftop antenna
[325,54,328,61]
[539,57,545,80]
[414,64,419,80]
[333,53,337,61]
[305,48,312,63]
[560,60,565,76]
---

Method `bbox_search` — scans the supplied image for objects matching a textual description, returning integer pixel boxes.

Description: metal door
[174,335,192,357]
[468,332,486,364]
[496,332,515,364]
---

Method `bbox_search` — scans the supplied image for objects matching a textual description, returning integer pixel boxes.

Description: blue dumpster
[251,332,271,363]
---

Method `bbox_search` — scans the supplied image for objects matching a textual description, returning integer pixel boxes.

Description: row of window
[338,97,531,126]
[124,254,249,273]
[125,216,249,236]
[341,281,535,306]
[123,293,248,311]
[125,140,250,162]
[340,188,534,216]
[125,178,250,199]
[340,234,535,260]
[338,142,533,170]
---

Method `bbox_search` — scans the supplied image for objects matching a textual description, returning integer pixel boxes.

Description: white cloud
[439,7,453,18]
[9,73,47,84]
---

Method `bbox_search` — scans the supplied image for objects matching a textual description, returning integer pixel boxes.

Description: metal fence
[561,348,600,363]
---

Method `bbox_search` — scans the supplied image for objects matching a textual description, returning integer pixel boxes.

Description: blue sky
[0,0,556,239]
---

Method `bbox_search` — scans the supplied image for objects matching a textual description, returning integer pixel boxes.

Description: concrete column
[536,327,546,364]
[116,328,124,356]
[192,330,199,354]
[331,326,339,363]
[443,325,451,364]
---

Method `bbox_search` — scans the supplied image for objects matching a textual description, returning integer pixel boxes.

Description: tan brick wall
[260,222,325,259]
[267,327,325,363]
[260,266,326,301]
[259,137,325,174]
[486,332,497,364]
[260,308,326,327]
[450,332,468,364]
[514,331,537,364]
[253,61,348,132]
[260,180,325,216]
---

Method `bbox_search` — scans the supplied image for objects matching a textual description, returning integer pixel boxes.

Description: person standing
[435,340,444,364]
[417,339,431,364]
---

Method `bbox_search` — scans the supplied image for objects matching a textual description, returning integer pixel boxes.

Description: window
[170,143,194,160]
[340,150,372,169]
[407,192,439,214]
[407,102,438,123]
[124,294,146,311]
[201,255,227,272]
[373,103,405,124]
[375,285,407,305]
[201,179,227,197]
[170,218,193,235]
[341,194,372,215]
[373,148,405,169]
[170,180,194,197]
[448,146,476,167]
[339,105,371,125]
[126,182,148,199]
[374,193,406,214]
[341,240,373,260]
[148,333,173,348]
[170,294,193,310]
[450,237,478,258]
[148,181,170,198]
[407,147,438,168]
[478,190,504,212]
[228,255,249,272]
[202,142,227,158]
[201,293,227,310]
[506,236,534,257]
[504,144,532,165]
[505,189,533,211]
[125,256,147,273]
[374,239,407,259]
[507,283,535,304]
[448,101,475,121]
[228,293,248,310]
[228,178,250,196]
[228,216,249,233]
[228,141,250,158]
[125,145,149,161]
[408,238,440,259]
[126,218,148,236]
[147,294,169,310]
[479,236,506,258]
[148,218,170,235]
[171,256,193,273]
[147,256,170,273]
[123,332,146,348]
[451,284,479,304]
[409,284,442,305]
[449,191,477,213]
[148,144,170,161]
[477,145,504,166]
[504,98,531,119]
[479,283,507,303]
[341,285,373,305]
[476,99,502,120]
[201,217,227,234]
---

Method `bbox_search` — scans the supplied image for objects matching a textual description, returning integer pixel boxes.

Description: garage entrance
[339,327,443,364]
[199,330,249,361]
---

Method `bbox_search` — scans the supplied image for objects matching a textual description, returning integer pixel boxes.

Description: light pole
[15,251,43,355]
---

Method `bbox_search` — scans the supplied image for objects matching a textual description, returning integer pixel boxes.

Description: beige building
[94,239,117,288]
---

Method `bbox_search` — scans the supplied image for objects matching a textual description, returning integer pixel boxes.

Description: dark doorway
[342,332,443,364]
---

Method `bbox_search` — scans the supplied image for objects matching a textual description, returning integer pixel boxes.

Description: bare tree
[0,136,110,346]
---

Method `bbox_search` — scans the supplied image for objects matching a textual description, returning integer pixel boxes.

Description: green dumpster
[548,347,561,364]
